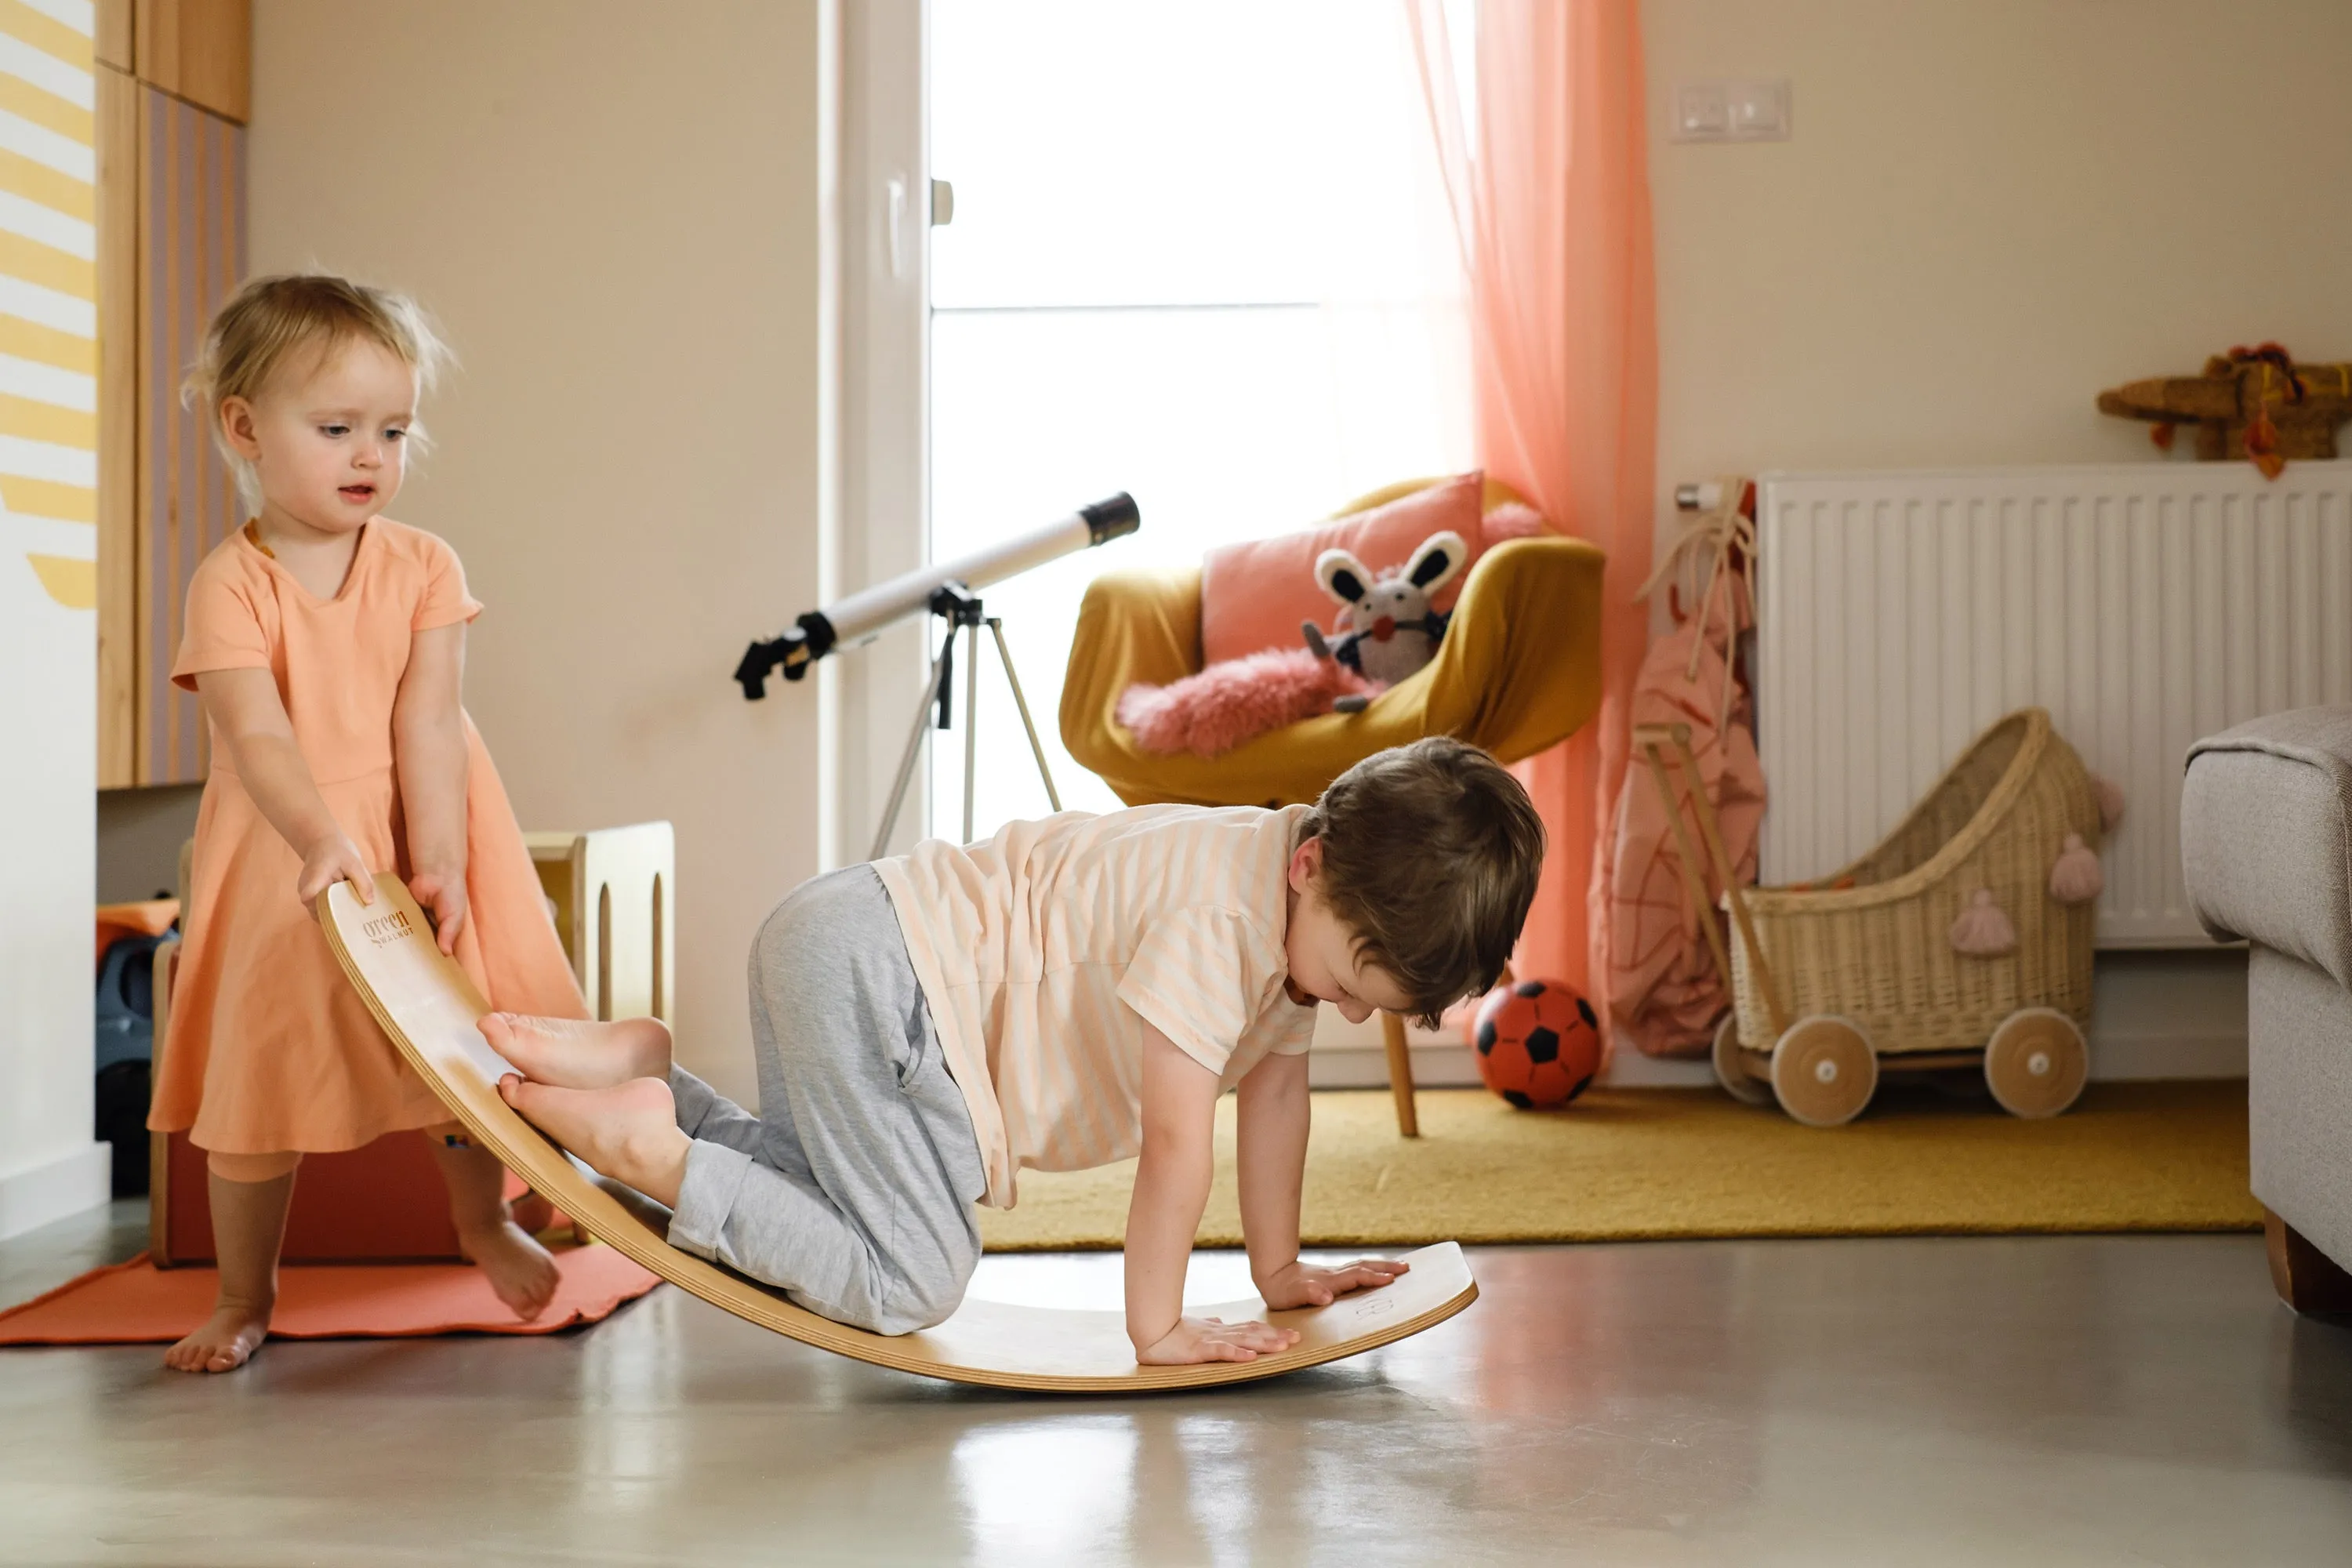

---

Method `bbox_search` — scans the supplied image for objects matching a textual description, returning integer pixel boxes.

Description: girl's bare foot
[481,1013,672,1091]
[458,1218,561,1321]
[498,1074,690,1207]
[172,1167,294,1373]
[164,1299,272,1373]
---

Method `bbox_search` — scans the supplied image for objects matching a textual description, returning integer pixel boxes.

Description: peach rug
[0,1242,660,1345]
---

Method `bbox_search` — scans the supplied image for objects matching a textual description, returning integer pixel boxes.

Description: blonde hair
[183,273,450,511]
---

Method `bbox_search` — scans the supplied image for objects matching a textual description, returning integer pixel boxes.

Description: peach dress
[150,517,587,1155]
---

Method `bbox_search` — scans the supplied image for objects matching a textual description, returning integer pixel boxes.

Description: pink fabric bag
[1606,492,1765,1057]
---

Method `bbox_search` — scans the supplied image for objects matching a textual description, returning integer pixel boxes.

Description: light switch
[1673,78,1791,143]
[1674,82,1727,141]
[1726,79,1790,140]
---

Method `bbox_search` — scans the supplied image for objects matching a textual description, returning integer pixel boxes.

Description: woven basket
[1727,709,2100,1056]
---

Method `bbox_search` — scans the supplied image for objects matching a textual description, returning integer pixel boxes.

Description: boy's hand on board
[296,831,374,919]
[1135,1315,1301,1366]
[1255,1257,1410,1311]
[408,869,470,955]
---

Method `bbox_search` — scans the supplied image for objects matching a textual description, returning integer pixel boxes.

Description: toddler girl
[150,274,589,1372]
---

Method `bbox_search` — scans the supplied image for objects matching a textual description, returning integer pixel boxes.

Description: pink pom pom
[1950,888,2017,956]
[2091,773,2125,836]
[1116,648,1380,758]
[2048,832,2103,905]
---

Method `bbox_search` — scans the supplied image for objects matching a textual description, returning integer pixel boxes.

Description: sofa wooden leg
[1381,1012,1420,1138]
[2263,1207,2352,1315]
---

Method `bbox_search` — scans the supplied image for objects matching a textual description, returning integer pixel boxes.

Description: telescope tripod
[871,583,1062,858]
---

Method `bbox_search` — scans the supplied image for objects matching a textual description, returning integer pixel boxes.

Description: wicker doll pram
[1636,708,2105,1126]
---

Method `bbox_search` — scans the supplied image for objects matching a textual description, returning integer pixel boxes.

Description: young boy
[486,737,1544,1364]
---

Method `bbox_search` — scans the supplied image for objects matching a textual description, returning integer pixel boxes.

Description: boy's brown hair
[1296,737,1546,1027]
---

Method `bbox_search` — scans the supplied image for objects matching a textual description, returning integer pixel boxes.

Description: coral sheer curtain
[1406,1,1657,1033]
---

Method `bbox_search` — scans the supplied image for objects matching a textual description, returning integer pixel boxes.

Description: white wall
[0,5,109,1239]
[1645,0,2352,488]
[1,558,109,1238]
[249,1,830,1105]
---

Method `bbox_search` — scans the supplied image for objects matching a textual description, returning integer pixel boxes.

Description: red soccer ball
[1469,978,1602,1109]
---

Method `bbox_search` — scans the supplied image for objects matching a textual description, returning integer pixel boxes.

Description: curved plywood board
[320,876,1477,1392]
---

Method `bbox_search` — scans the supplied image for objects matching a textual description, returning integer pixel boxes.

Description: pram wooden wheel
[1712,1014,1773,1105]
[1983,1008,2088,1119]
[1769,1015,1878,1127]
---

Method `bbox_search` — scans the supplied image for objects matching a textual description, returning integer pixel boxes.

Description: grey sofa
[2183,707,2352,1314]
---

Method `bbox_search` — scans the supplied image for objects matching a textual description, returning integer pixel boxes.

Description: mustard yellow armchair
[1058,479,1606,809]
[1057,478,1606,1138]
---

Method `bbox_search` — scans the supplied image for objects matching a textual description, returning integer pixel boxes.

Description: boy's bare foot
[499,1074,690,1207]
[458,1218,561,1322]
[481,1012,673,1091]
[164,1299,272,1373]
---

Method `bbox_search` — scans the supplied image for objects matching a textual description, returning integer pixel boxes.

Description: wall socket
[1673,79,1791,143]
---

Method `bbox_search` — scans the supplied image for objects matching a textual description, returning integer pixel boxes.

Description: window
[927,0,1471,834]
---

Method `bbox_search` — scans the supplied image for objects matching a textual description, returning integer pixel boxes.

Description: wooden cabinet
[95,0,132,74]
[94,0,249,786]
[97,67,137,786]
[135,0,249,126]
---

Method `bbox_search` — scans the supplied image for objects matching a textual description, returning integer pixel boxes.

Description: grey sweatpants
[663,866,986,1335]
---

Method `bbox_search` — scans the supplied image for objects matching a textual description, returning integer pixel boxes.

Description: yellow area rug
[976,1081,2259,1252]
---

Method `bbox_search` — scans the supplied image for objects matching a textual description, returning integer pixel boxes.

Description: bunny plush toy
[1301,530,1468,713]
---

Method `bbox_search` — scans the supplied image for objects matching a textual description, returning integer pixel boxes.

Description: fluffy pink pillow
[1118,648,1380,757]
[1200,472,1488,666]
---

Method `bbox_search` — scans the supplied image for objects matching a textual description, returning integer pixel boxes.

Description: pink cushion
[1482,501,1549,544]
[1200,471,1490,666]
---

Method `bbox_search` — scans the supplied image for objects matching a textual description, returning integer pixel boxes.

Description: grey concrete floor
[2,1200,2349,1566]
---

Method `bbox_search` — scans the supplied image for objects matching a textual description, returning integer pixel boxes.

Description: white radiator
[1755,461,2352,947]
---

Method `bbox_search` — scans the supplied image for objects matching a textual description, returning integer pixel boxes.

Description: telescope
[735,492,1140,855]
[733,492,1141,699]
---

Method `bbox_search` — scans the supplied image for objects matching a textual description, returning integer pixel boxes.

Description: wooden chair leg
[2265,1207,2352,1315]
[1381,1011,1420,1138]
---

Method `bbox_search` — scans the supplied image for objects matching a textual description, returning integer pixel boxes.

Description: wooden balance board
[321,875,1478,1392]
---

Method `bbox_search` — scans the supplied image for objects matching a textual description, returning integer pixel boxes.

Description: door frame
[822,0,932,868]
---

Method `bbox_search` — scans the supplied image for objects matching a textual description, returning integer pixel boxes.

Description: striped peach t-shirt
[872,804,1317,1208]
